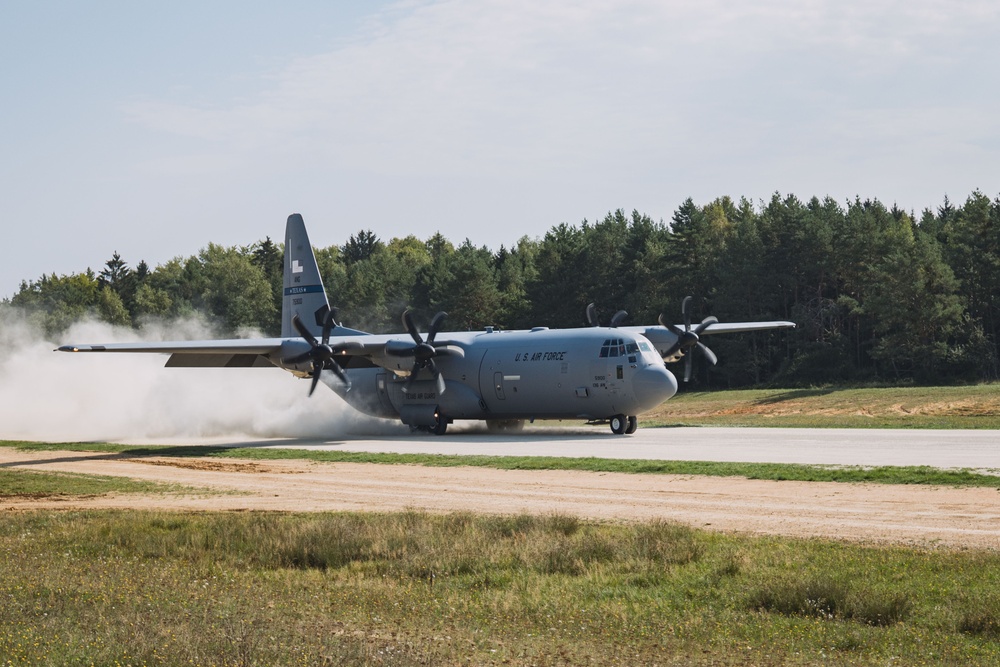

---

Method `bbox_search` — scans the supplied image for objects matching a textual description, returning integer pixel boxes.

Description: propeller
[283,310,354,396]
[385,310,464,395]
[658,296,718,382]
[584,303,628,328]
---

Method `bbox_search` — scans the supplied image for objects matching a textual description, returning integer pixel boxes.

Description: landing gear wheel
[610,414,627,435]
[432,413,449,435]
[625,415,638,434]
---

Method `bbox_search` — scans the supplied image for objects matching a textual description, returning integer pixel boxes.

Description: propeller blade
[404,361,421,394]
[320,308,338,345]
[329,360,352,389]
[585,303,599,327]
[610,310,628,327]
[657,312,686,338]
[681,296,693,330]
[694,315,718,336]
[684,354,694,383]
[308,365,322,396]
[402,310,422,345]
[427,311,447,343]
[698,342,718,366]
[291,314,319,348]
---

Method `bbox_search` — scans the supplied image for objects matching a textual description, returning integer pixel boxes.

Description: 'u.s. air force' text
[514,351,568,362]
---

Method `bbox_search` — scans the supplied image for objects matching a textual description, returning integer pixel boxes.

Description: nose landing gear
[609,414,638,435]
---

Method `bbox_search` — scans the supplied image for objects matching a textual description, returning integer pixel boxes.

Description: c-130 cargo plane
[60,215,794,435]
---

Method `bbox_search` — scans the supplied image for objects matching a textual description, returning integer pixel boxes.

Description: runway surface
[132,426,1000,471]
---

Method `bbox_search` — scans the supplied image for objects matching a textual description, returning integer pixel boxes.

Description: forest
[6,191,1000,388]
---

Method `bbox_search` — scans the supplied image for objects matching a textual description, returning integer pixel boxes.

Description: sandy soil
[3,446,999,550]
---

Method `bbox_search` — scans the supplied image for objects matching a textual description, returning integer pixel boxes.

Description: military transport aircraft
[59,214,794,435]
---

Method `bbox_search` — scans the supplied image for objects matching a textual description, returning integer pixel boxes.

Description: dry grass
[644,385,1000,428]
[3,510,1000,666]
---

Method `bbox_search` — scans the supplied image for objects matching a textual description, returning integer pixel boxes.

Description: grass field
[2,510,1000,666]
[3,386,998,664]
[0,467,202,498]
[644,384,1000,429]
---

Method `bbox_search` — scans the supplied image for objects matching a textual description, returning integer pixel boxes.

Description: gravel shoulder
[3,446,999,550]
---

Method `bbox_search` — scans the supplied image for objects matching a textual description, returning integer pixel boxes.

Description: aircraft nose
[632,364,678,412]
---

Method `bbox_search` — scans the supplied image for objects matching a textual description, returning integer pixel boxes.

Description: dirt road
[3,446,999,549]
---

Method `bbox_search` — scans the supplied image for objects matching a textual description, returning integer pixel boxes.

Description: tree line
[7,191,1000,387]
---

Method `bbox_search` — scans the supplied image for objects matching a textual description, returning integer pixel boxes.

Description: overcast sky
[3,0,998,299]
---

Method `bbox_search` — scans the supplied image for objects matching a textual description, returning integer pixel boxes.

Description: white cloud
[5,0,998,299]
[121,0,1000,180]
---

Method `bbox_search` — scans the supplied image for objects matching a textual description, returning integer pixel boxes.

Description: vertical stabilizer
[282,214,330,339]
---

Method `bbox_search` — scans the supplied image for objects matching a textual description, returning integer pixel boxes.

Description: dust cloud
[0,311,402,443]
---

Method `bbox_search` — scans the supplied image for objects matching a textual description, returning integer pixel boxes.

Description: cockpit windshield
[599,338,652,358]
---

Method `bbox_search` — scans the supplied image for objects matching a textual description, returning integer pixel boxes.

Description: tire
[433,414,448,435]
[625,415,638,434]
[610,414,627,435]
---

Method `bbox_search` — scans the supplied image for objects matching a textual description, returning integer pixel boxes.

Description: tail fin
[281,214,330,339]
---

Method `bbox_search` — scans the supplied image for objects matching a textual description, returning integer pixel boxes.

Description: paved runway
[167,426,1000,471]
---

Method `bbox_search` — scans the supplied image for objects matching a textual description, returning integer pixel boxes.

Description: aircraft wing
[626,319,795,369]
[626,320,795,340]
[58,338,288,369]
[695,321,795,335]
[57,334,390,370]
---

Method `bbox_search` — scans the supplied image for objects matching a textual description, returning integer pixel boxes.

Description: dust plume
[0,310,403,443]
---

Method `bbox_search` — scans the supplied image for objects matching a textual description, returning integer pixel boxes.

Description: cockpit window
[599,338,635,358]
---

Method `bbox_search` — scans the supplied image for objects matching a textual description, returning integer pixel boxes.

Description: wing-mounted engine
[656,296,718,382]
[383,310,465,395]
[281,310,363,395]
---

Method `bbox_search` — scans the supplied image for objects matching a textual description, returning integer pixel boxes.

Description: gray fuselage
[326,326,678,427]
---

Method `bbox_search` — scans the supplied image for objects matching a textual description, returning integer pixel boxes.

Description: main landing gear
[409,411,450,435]
[609,414,638,435]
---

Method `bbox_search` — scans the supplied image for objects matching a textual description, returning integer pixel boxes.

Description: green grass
[6,440,1000,488]
[646,384,1000,429]
[3,509,1000,666]
[0,467,199,498]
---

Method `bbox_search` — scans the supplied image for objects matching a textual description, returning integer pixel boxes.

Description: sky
[3,0,999,300]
